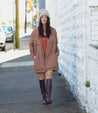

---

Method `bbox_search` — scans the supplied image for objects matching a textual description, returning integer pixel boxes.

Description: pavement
[0,32,84,113]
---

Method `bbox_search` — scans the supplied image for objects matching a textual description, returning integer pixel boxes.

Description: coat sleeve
[55,30,59,56]
[29,31,35,59]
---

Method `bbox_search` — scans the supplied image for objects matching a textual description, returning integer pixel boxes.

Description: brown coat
[29,26,59,74]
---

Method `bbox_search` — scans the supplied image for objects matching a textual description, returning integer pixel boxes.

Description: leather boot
[39,80,47,104]
[46,79,52,104]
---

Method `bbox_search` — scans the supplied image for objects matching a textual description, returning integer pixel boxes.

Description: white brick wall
[46,0,98,113]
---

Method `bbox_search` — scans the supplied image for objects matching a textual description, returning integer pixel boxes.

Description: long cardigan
[29,26,59,74]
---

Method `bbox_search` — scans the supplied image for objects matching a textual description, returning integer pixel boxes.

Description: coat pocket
[47,53,58,68]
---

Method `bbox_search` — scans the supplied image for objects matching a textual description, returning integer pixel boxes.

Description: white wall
[46,0,98,113]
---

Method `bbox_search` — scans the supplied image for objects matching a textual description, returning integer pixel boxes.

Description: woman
[29,9,59,105]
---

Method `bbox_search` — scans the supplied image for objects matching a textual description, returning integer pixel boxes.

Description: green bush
[85,81,90,87]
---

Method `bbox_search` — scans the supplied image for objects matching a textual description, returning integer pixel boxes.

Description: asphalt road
[0,34,30,52]
[0,28,32,52]
[0,54,83,113]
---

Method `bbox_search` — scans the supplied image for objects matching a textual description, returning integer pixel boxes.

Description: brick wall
[46,0,98,113]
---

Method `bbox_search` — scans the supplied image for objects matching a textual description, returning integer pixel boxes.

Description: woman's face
[41,15,47,25]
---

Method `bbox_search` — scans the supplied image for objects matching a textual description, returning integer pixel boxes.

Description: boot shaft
[39,80,46,94]
[39,80,47,104]
[46,79,52,99]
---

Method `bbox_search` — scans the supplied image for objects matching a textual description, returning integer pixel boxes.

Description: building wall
[46,0,98,113]
[38,0,45,9]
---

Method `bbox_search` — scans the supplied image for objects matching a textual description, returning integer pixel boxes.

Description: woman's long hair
[38,16,51,38]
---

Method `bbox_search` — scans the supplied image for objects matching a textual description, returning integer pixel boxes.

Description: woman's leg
[39,72,45,80]
[46,70,52,79]
[39,72,46,104]
[46,70,53,104]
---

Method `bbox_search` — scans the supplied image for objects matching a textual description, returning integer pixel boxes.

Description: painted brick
[46,0,98,113]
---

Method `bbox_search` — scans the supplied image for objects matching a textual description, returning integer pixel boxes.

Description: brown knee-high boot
[46,79,52,104]
[39,80,47,104]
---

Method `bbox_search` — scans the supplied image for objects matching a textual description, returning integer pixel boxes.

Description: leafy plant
[85,81,90,87]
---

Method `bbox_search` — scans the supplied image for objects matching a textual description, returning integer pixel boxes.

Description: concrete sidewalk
[0,51,84,113]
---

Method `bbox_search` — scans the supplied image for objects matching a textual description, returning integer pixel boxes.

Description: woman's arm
[55,30,59,56]
[29,31,35,59]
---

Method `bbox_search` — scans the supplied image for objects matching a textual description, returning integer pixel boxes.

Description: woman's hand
[34,56,37,60]
[55,52,59,56]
